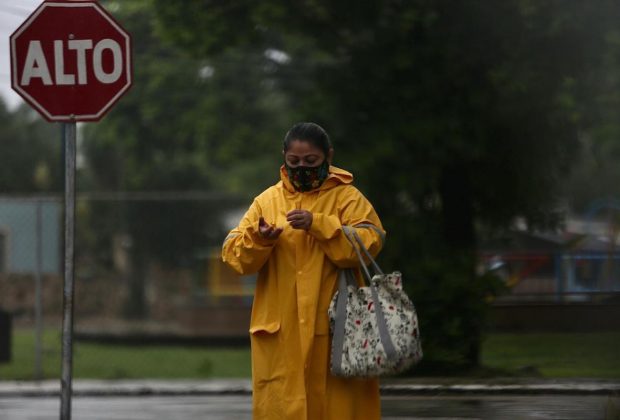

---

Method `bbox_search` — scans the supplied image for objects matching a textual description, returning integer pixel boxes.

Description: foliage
[148,0,615,363]
[7,0,619,369]
[81,1,293,316]
[87,1,290,196]
[37,0,613,366]
[0,102,62,193]
[563,22,620,215]
[152,0,619,368]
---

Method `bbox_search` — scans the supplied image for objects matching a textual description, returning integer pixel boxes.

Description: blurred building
[0,197,62,325]
[0,197,61,275]
[480,215,620,331]
[481,231,620,301]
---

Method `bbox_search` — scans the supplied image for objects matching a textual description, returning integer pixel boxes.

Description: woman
[222,122,385,419]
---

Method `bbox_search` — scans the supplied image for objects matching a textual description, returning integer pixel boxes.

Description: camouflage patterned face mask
[285,160,329,192]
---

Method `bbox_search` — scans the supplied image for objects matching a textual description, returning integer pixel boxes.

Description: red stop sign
[10,1,132,122]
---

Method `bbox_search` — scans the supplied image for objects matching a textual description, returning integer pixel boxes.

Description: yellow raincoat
[222,165,385,420]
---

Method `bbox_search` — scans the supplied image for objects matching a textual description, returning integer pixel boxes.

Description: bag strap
[350,228,384,276]
[342,225,384,279]
[367,273,398,362]
[340,226,398,363]
[354,223,386,247]
[331,269,356,375]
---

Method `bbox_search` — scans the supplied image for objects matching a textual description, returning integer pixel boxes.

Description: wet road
[0,394,613,419]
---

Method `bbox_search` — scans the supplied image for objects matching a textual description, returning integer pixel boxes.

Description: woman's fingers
[259,217,283,239]
[286,210,309,221]
[287,210,312,230]
[286,211,301,222]
[259,217,270,234]
[286,209,303,217]
[263,226,283,240]
[259,210,312,234]
[259,218,269,234]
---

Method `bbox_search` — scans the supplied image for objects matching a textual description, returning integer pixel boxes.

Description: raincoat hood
[279,164,353,193]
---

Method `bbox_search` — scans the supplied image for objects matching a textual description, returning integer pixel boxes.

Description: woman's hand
[259,217,283,240]
[286,209,313,230]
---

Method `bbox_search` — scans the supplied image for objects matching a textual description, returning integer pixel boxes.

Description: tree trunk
[439,164,476,251]
[439,163,480,366]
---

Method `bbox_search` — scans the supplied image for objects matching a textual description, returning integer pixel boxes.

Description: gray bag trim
[353,223,386,247]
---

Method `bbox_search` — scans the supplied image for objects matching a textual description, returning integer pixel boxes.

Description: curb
[1,380,619,398]
[0,380,253,398]
[380,383,620,396]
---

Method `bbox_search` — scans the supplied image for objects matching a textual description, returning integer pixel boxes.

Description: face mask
[285,160,330,192]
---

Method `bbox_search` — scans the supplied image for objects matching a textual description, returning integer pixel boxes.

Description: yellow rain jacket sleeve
[221,165,384,420]
[307,190,385,268]
[222,199,278,276]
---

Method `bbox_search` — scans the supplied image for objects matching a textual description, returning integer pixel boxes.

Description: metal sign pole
[60,121,76,420]
[35,198,43,380]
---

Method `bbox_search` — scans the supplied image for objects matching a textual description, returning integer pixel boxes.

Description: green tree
[564,21,620,215]
[0,101,62,193]
[81,0,294,317]
[152,0,616,368]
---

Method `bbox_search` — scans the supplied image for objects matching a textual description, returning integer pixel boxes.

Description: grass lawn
[1,329,619,380]
[0,329,251,380]
[481,332,620,379]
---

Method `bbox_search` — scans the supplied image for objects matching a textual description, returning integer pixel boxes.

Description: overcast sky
[0,0,45,109]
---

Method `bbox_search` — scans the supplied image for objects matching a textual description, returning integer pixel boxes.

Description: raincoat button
[300,319,306,324]
[297,270,302,275]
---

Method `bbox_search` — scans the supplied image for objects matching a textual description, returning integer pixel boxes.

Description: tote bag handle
[342,225,384,281]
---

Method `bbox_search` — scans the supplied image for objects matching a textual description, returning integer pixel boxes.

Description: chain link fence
[0,193,253,338]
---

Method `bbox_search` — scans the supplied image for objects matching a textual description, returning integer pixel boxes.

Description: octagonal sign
[10,1,132,122]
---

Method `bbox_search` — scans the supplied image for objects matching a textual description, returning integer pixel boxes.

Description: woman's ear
[327,148,334,164]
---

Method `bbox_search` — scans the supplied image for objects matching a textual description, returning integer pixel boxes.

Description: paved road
[0,394,614,419]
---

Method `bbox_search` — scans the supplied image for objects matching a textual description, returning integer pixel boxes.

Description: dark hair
[283,122,332,156]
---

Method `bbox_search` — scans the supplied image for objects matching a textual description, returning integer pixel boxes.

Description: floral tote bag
[328,226,423,377]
